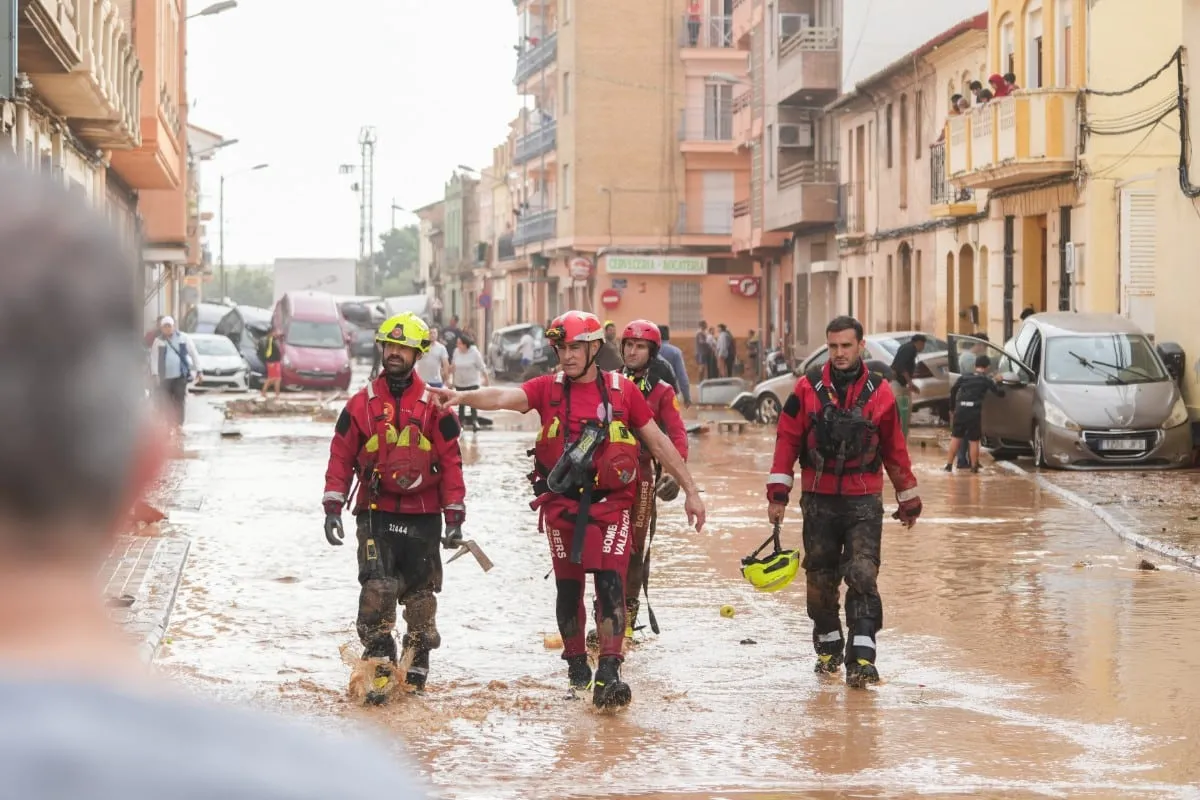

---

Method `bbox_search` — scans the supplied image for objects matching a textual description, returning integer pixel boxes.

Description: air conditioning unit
[780,13,810,38]
[778,122,813,148]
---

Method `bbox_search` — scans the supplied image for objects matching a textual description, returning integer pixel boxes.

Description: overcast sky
[188,0,985,266]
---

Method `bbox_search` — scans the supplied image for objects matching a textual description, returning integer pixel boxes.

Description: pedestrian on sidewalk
[889,333,927,437]
[258,326,284,400]
[0,161,431,799]
[323,312,467,704]
[657,325,691,405]
[429,310,706,709]
[944,355,1005,473]
[450,334,488,431]
[765,315,922,688]
[148,315,200,436]
[414,325,450,388]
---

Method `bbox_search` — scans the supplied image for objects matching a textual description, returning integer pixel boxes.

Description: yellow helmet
[740,525,800,593]
[376,312,432,353]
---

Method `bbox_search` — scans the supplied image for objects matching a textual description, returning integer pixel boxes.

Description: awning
[993,181,1079,218]
[143,247,188,263]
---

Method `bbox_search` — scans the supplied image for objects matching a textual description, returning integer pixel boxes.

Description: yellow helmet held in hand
[376,312,432,353]
[741,524,800,592]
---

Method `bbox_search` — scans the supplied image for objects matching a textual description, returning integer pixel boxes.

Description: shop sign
[605,256,707,275]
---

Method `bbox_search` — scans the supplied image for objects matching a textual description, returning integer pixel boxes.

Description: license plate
[1098,438,1142,451]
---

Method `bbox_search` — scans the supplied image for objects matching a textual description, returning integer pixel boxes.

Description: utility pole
[357,126,377,295]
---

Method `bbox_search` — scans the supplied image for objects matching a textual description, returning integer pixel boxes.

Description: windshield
[874,334,949,356]
[287,320,345,349]
[194,337,238,357]
[1045,334,1167,385]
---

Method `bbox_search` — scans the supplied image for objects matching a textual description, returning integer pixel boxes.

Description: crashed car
[730,331,951,424]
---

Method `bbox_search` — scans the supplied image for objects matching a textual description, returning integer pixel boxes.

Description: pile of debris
[225,393,346,419]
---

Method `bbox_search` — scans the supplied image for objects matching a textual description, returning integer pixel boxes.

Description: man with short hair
[767,316,922,688]
[658,325,691,405]
[415,326,450,387]
[889,333,927,437]
[944,355,1005,473]
[149,315,200,434]
[0,161,430,799]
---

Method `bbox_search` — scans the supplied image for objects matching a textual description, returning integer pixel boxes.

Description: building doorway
[1021,216,1048,314]
[957,244,975,333]
[944,251,956,336]
[896,243,913,329]
[978,245,990,336]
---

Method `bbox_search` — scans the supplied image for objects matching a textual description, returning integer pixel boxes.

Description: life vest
[624,366,672,467]
[362,380,441,496]
[531,370,641,496]
[799,366,883,476]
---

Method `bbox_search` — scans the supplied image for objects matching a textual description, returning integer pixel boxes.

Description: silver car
[189,333,251,392]
[731,331,952,424]
[948,313,1192,469]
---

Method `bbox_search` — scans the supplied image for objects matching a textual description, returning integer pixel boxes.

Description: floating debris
[1138,559,1159,571]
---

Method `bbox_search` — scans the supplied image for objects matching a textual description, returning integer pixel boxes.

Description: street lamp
[218,162,269,299]
[188,1,237,19]
[391,201,411,231]
[192,138,239,160]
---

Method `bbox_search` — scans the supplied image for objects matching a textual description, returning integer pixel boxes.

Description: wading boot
[845,659,881,689]
[566,655,592,696]
[625,598,640,640]
[364,660,397,706]
[405,649,430,694]
[585,629,600,651]
[814,652,844,675]
[592,656,632,709]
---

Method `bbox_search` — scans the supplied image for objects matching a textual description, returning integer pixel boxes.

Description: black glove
[443,525,464,550]
[324,513,344,546]
[655,473,680,502]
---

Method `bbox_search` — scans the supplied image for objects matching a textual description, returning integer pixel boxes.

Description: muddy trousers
[559,572,626,660]
[624,468,658,625]
[800,492,884,665]
[355,512,444,680]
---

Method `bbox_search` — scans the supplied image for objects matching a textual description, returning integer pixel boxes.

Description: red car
[272,291,353,391]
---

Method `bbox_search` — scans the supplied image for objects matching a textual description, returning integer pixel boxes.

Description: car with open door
[947,312,1192,469]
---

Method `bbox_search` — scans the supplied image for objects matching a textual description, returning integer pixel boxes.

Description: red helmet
[621,319,662,352]
[545,310,604,343]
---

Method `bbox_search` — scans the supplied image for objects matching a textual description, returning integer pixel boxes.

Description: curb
[995,460,1200,572]
[137,535,191,663]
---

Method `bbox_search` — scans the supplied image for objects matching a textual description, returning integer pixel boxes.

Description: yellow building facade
[946,0,1181,344]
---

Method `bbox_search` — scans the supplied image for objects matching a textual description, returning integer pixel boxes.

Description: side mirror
[999,371,1025,386]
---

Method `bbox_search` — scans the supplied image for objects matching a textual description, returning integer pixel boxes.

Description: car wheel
[756,393,782,424]
[1032,423,1048,468]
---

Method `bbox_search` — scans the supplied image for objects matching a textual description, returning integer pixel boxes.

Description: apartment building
[414,200,446,317]
[731,0,841,356]
[945,0,1181,342]
[440,171,481,326]
[508,0,760,368]
[825,14,988,338]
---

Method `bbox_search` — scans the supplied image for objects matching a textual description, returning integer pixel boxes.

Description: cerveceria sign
[605,256,708,275]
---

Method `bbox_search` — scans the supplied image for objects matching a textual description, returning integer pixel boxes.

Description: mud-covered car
[730,331,951,424]
[488,323,553,380]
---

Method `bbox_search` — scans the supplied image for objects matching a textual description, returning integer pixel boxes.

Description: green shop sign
[605,256,708,275]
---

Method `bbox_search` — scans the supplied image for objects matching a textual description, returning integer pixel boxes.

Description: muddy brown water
[158,403,1200,799]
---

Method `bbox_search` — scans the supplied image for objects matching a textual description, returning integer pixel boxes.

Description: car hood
[755,372,797,396]
[197,354,244,370]
[285,344,348,369]
[1044,381,1178,429]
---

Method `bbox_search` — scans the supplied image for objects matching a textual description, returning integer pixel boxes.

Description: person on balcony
[1003,72,1020,92]
[988,73,1011,98]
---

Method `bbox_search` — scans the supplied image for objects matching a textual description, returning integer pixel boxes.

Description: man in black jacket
[944,355,1005,473]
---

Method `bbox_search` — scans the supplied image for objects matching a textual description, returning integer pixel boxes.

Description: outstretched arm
[445,386,531,413]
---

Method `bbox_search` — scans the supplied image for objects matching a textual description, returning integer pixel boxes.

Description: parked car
[488,323,552,379]
[730,332,951,424]
[188,333,251,392]
[272,291,353,391]
[213,304,272,388]
[181,301,234,335]
[949,313,1192,469]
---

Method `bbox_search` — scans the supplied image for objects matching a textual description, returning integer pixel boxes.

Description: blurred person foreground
[0,162,430,800]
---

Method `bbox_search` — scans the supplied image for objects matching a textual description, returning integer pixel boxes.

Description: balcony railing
[778,159,836,189]
[836,182,865,235]
[680,14,734,48]
[930,141,973,205]
[497,233,516,261]
[678,201,735,235]
[513,208,556,246]
[778,19,838,60]
[680,107,734,142]
[21,0,83,70]
[514,30,558,85]
[513,120,557,165]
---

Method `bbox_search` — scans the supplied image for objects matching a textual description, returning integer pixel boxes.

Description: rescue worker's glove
[443,507,465,550]
[891,491,922,528]
[322,500,345,546]
[766,482,791,505]
[655,473,680,502]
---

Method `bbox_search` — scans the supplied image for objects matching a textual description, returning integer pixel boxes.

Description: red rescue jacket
[625,368,688,466]
[766,362,917,500]
[324,374,466,516]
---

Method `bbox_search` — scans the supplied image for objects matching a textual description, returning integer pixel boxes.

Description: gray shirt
[150,333,200,380]
[415,341,449,385]
[0,677,430,800]
[451,345,487,387]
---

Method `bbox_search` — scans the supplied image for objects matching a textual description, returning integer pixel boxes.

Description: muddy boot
[943,463,953,472]
[845,659,881,689]
[814,652,844,675]
[405,649,430,693]
[566,655,592,695]
[970,463,981,474]
[585,628,600,650]
[592,656,632,709]
[625,598,640,640]
[361,639,398,706]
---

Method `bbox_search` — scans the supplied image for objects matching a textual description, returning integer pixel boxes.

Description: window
[767,124,774,177]
[999,15,1015,76]
[1044,334,1167,385]
[562,71,571,113]
[561,164,571,207]
[810,240,828,262]
[1026,5,1044,88]
[867,121,873,188]
[768,1,775,54]
[704,82,733,139]
[898,94,908,208]
[914,90,923,155]
[885,103,893,168]
[563,0,571,22]
[668,281,703,331]
[1057,2,1073,85]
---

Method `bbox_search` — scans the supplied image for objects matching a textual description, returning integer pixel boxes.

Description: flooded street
[159,399,1200,799]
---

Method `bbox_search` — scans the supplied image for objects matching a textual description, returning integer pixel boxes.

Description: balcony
[947,89,1080,191]
[678,201,734,235]
[17,0,82,73]
[513,120,557,165]
[731,0,758,45]
[732,199,752,251]
[765,159,836,231]
[24,0,142,150]
[514,31,557,86]
[775,21,839,105]
[513,208,556,246]
[929,141,976,218]
[680,14,734,48]
[733,90,754,145]
[680,107,735,152]
[835,182,866,242]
